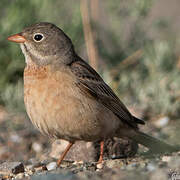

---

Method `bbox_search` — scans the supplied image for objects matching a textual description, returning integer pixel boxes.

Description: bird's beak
[7,33,26,43]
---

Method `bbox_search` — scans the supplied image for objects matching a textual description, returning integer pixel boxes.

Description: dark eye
[33,33,44,42]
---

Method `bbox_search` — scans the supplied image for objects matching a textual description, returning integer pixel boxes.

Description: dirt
[0,106,179,180]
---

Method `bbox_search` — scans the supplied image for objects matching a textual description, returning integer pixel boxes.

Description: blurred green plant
[112,40,180,117]
[0,0,84,112]
[0,0,179,119]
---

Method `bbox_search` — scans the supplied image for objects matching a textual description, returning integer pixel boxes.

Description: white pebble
[10,133,22,143]
[73,160,83,165]
[46,162,57,171]
[15,173,24,179]
[154,117,169,128]
[32,142,42,153]
[162,155,171,162]
[96,163,103,169]
[147,163,156,171]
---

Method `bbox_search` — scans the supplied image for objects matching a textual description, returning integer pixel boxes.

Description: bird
[7,22,178,166]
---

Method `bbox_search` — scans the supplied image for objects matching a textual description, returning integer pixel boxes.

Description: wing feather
[70,58,145,128]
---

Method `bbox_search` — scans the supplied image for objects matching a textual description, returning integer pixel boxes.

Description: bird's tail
[131,131,179,153]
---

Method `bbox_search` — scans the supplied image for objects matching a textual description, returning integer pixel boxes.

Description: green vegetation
[0,0,179,118]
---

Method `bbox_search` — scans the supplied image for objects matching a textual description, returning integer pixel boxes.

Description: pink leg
[57,142,74,167]
[97,141,104,164]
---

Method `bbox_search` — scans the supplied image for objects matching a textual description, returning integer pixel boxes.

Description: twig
[80,0,99,70]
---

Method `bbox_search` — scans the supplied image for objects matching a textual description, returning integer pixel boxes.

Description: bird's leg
[97,140,104,164]
[57,142,74,167]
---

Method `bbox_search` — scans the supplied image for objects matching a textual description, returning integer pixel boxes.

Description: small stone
[15,172,24,179]
[32,142,43,153]
[96,163,103,169]
[26,170,34,176]
[0,162,24,175]
[46,162,57,171]
[139,162,146,169]
[50,138,138,163]
[34,166,45,173]
[10,133,22,143]
[50,140,96,162]
[96,169,101,172]
[25,165,35,171]
[146,163,156,172]
[59,163,68,168]
[162,155,171,162]
[105,160,116,169]
[105,159,123,169]
[72,161,83,165]
[83,163,96,171]
[153,116,169,128]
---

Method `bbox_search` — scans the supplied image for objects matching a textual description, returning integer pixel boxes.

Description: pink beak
[7,33,26,43]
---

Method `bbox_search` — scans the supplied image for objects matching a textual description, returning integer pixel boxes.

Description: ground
[0,106,179,180]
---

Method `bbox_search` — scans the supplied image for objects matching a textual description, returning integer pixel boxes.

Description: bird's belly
[24,68,120,141]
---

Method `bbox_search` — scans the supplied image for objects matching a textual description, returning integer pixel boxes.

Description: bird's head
[7,22,75,66]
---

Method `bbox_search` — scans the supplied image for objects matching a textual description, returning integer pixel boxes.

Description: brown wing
[70,58,145,128]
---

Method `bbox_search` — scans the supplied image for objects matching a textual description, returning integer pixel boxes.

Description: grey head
[8,22,75,66]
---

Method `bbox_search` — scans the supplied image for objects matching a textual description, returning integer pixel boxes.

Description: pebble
[25,165,35,171]
[139,162,146,169]
[83,163,96,171]
[153,116,169,128]
[34,165,47,173]
[15,172,25,179]
[146,163,156,172]
[96,163,103,169]
[72,161,84,165]
[96,169,101,172]
[10,133,22,143]
[0,162,24,175]
[162,155,171,162]
[46,162,57,171]
[32,142,43,153]
[26,170,34,176]
[105,160,123,169]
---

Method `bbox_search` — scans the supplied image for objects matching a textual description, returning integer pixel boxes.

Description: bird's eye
[33,33,44,42]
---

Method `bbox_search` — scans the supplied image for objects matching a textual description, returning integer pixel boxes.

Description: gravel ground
[0,153,180,180]
[0,107,179,180]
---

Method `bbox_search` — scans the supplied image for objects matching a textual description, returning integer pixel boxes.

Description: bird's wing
[70,58,145,128]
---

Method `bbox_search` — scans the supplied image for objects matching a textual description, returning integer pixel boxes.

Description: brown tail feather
[132,131,178,153]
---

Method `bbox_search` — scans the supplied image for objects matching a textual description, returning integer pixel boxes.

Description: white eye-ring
[33,33,44,42]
